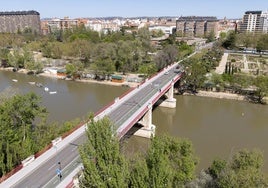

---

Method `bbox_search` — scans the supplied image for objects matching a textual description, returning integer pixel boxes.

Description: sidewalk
[0,124,86,188]
[215,53,228,74]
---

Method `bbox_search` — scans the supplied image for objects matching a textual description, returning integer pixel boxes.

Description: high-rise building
[240,11,263,33]
[260,11,268,33]
[0,10,41,34]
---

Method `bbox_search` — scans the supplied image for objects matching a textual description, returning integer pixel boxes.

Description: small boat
[44,87,49,92]
[28,82,36,85]
[12,79,18,82]
[35,83,43,87]
[49,91,57,94]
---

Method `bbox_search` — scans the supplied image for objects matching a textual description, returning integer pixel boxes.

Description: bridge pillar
[159,83,176,108]
[134,104,156,138]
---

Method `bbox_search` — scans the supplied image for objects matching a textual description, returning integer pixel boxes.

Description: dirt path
[215,53,228,74]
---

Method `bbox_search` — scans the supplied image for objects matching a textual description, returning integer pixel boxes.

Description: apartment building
[240,10,268,34]
[240,11,262,33]
[260,11,268,33]
[0,10,41,34]
[205,20,218,35]
[46,17,78,33]
[176,16,218,37]
[195,20,206,37]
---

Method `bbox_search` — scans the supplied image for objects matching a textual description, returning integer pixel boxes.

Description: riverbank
[184,90,245,101]
[0,67,140,88]
[184,90,268,104]
[38,72,140,88]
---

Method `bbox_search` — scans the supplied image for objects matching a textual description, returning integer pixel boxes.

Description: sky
[0,0,267,19]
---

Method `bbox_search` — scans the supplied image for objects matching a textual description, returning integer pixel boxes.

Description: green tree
[207,149,268,188]
[222,31,236,49]
[184,60,207,92]
[208,158,227,179]
[24,60,44,74]
[137,27,152,52]
[237,33,254,48]
[154,45,178,70]
[116,40,135,73]
[65,61,84,79]
[256,34,268,52]
[0,48,10,61]
[0,93,47,176]
[138,63,157,77]
[7,48,33,69]
[150,29,165,38]
[205,31,216,42]
[254,76,268,104]
[129,157,150,187]
[130,136,197,187]
[79,117,129,188]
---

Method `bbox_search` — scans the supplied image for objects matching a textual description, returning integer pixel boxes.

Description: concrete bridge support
[159,83,177,108]
[134,104,156,138]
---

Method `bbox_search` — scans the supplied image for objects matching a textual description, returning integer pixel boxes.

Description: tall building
[260,11,268,33]
[184,21,195,37]
[195,20,206,37]
[0,10,41,34]
[240,11,263,33]
[176,16,218,38]
[205,20,219,35]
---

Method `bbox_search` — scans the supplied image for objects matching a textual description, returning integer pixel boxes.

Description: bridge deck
[1,63,184,188]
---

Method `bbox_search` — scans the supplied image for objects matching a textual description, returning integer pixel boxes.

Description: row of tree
[180,44,223,92]
[79,117,268,187]
[221,32,268,52]
[0,26,194,78]
[0,92,81,177]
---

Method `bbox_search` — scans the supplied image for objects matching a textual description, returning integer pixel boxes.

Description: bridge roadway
[1,62,184,188]
[106,65,183,138]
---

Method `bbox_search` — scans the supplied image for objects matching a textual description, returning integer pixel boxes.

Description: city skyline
[0,0,267,19]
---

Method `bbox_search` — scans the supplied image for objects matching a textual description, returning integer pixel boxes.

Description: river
[1,70,268,172]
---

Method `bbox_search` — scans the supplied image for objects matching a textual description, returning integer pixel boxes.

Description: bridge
[1,61,185,188]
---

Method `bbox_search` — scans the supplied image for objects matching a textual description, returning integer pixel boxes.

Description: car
[164,71,169,75]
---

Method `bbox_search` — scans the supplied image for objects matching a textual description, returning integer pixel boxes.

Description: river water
[1,70,268,172]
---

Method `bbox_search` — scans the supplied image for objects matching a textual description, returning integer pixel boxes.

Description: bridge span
[1,62,184,188]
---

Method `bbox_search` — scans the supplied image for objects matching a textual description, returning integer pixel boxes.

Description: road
[12,134,86,188]
[107,66,181,132]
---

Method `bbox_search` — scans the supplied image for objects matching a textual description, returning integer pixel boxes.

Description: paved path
[215,53,228,74]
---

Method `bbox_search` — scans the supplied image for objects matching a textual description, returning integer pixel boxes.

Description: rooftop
[0,10,40,16]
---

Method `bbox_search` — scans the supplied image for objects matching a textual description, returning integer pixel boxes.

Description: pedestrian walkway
[215,53,228,74]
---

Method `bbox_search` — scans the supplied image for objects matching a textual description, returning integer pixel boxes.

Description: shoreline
[1,67,267,104]
[183,90,268,104]
[183,90,246,101]
[0,67,140,88]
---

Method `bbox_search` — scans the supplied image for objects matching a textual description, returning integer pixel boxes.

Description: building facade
[261,11,268,33]
[45,17,78,33]
[240,10,268,33]
[0,10,41,34]
[176,16,218,37]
